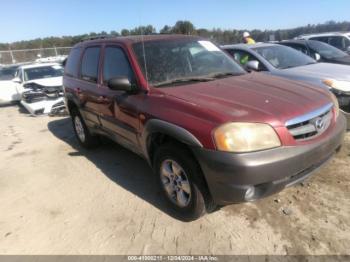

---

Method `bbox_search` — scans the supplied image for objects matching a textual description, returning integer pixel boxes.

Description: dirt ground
[0,105,349,255]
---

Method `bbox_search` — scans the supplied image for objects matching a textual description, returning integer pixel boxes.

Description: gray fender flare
[141,119,203,164]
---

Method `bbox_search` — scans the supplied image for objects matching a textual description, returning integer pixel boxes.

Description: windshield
[133,39,245,87]
[308,40,348,59]
[0,66,19,80]
[24,65,63,81]
[254,45,316,69]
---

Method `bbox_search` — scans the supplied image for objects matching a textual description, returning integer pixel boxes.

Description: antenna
[139,21,149,90]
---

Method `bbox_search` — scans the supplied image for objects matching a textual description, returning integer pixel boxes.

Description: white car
[296,32,350,54]
[9,63,65,115]
[0,64,22,105]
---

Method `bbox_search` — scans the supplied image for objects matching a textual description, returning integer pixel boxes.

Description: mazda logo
[315,118,325,131]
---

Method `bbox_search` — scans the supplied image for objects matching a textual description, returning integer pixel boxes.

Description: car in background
[222,43,350,129]
[8,63,65,115]
[296,32,350,54]
[0,64,20,81]
[63,35,345,220]
[280,40,350,65]
[0,64,25,105]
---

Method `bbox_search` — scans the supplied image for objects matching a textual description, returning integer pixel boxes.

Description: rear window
[80,47,100,83]
[65,48,82,78]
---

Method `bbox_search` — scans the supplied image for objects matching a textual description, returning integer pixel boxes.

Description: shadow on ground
[47,117,188,221]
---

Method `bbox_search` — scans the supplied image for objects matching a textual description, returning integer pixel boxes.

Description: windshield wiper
[153,77,214,87]
[209,72,243,78]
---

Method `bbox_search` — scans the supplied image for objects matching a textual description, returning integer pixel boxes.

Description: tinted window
[328,36,345,50]
[308,40,347,59]
[81,47,100,82]
[310,36,330,43]
[103,47,134,83]
[65,48,82,77]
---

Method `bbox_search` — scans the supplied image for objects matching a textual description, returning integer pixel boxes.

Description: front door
[98,45,142,153]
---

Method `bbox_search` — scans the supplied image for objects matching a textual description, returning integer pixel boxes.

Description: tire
[71,108,99,148]
[153,143,215,221]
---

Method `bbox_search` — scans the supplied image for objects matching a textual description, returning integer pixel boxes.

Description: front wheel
[154,144,215,221]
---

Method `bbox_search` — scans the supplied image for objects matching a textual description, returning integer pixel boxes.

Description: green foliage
[1,20,350,51]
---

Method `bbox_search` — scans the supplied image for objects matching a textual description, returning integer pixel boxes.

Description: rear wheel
[71,108,99,148]
[154,143,215,221]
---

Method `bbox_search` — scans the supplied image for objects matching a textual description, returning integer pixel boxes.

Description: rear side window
[328,36,348,50]
[310,36,329,44]
[103,47,134,83]
[65,48,82,77]
[81,47,101,83]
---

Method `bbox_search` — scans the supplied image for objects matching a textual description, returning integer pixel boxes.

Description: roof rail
[80,35,115,42]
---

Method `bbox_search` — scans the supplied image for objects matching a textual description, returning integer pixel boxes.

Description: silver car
[222,43,350,128]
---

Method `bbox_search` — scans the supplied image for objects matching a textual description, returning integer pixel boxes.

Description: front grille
[286,103,333,141]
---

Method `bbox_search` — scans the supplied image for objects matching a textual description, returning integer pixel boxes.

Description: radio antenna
[140,24,149,90]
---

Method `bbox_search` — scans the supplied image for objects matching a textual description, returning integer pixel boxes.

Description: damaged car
[14,63,65,115]
[0,64,25,105]
[222,43,350,129]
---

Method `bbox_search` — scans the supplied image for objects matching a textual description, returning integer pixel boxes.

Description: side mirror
[246,60,260,71]
[12,77,21,83]
[347,46,350,54]
[107,76,132,92]
[314,53,321,61]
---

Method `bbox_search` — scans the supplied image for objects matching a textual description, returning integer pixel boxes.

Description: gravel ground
[0,105,349,255]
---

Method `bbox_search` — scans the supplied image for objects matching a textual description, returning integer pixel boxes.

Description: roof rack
[80,35,115,42]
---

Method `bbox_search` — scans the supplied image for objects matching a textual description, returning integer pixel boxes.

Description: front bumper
[20,98,65,116]
[193,114,346,205]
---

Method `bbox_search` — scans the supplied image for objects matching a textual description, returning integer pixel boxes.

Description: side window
[328,36,346,50]
[288,44,309,55]
[81,47,101,83]
[228,50,267,71]
[65,47,82,78]
[103,47,134,84]
[310,37,329,44]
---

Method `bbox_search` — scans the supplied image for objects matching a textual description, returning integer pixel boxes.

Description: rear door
[98,45,142,152]
[78,46,102,128]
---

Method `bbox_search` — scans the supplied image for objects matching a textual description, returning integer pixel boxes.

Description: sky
[0,0,349,43]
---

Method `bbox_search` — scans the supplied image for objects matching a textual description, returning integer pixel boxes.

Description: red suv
[63,35,346,220]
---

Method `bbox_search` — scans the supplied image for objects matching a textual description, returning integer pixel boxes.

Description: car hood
[159,73,332,127]
[282,63,350,81]
[26,76,62,87]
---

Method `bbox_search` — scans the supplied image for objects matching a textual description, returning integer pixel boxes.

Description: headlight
[323,79,350,92]
[329,93,340,119]
[213,122,281,153]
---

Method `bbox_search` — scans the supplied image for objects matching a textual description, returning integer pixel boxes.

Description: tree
[160,25,172,34]
[171,21,196,35]
[121,29,130,36]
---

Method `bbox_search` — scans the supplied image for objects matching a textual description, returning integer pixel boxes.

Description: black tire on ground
[153,143,216,221]
[70,108,99,148]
